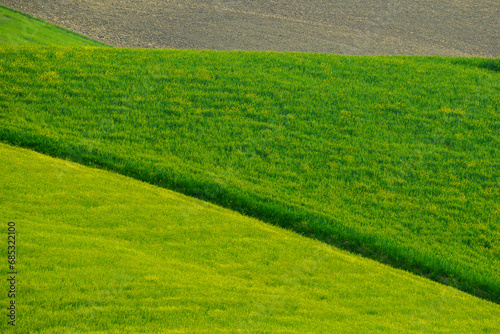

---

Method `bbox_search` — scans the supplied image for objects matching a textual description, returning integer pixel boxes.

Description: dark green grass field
[1,142,500,333]
[0,5,107,46]
[1,46,499,303]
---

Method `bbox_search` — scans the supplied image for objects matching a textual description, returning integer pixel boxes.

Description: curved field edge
[1,142,499,333]
[1,0,499,57]
[0,5,108,46]
[0,47,499,303]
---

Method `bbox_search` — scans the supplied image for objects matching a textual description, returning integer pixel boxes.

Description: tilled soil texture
[1,0,498,57]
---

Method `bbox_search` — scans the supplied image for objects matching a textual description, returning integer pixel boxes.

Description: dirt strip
[1,0,498,56]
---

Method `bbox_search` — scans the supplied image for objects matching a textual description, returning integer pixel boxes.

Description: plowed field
[1,0,498,56]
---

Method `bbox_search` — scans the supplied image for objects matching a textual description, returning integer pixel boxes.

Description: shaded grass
[1,142,499,333]
[0,47,499,303]
[0,5,107,46]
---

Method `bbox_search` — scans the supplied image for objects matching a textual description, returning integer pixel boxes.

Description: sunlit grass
[0,5,107,46]
[1,142,499,333]
[0,47,498,302]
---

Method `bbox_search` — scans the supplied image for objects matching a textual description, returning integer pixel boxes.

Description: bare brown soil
[1,0,498,56]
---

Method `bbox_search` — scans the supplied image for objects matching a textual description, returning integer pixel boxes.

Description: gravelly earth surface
[1,0,498,56]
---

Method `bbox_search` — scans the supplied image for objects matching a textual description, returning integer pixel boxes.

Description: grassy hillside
[0,47,498,303]
[1,0,498,57]
[1,142,499,333]
[0,5,106,46]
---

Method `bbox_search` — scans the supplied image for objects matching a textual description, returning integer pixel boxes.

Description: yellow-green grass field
[0,5,107,46]
[1,46,498,303]
[1,142,499,333]
[1,3,499,306]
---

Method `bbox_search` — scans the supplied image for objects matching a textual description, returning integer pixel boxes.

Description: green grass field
[0,46,498,304]
[1,142,499,333]
[0,5,107,46]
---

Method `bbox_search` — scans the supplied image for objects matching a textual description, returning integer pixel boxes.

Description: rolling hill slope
[0,5,107,46]
[0,46,498,303]
[0,0,498,56]
[1,142,500,333]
